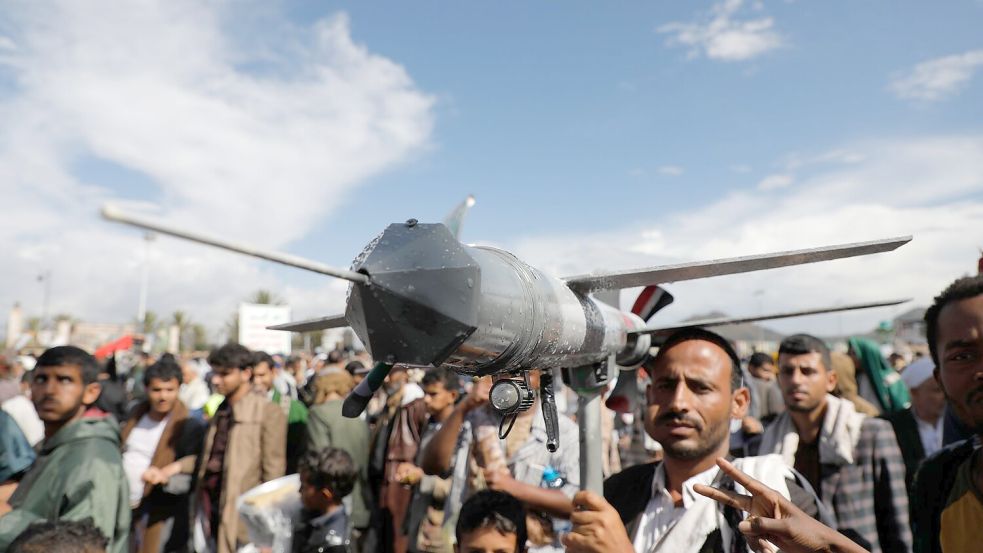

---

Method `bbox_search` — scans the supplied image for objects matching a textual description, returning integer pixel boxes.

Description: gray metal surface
[345,222,481,366]
[438,245,650,376]
[268,314,348,332]
[578,392,604,494]
[631,298,911,335]
[563,236,912,292]
[101,204,370,284]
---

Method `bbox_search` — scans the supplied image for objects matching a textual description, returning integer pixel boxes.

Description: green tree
[250,289,283,305]
[171,310,191,352]
[191,323,210,351]
[140,311,160,335]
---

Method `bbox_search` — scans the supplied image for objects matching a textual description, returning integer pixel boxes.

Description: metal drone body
[101,203,910,492]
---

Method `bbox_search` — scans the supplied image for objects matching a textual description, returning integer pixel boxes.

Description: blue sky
[3,0,983,340]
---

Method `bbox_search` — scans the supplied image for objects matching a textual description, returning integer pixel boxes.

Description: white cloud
[511,135,983,336]
[657,165,685,176]
[757,173,793,190]
[890,49,983,102]
[0,1,433,337]
[658,0,783,62]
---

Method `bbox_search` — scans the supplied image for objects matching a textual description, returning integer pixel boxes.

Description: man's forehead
[36,363,82,374]
[938,295,983,342]
[650,339,730,376]
[778,351,824,367]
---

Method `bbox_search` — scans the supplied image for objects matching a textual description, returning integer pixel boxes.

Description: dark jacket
[293,508,350,553]
[0,412,131,553]
[604,459,824,552]
[121,400,206,553]
[306,399,371,529]
[881,408,926,494]
[910,437,980,553]
[96,378,130,423]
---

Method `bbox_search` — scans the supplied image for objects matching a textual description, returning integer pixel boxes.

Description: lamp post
[38,270,51,330]
[137,232,156,325]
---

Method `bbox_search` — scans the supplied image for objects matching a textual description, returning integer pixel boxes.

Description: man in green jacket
[0,346,130,553]
[306,370,371,548]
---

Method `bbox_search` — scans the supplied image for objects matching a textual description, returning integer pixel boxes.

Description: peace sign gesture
[693,458,869,553]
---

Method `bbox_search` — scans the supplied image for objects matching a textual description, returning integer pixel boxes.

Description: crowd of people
[0,273,981,553]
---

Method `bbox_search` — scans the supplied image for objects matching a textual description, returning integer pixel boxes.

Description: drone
[102,199,909,492]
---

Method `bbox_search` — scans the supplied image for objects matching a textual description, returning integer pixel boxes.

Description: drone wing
[563,236,911,293]
[268,314,348,333]
[627,298,910,336]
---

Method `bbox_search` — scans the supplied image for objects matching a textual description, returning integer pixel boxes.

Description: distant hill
[680,311,785,342]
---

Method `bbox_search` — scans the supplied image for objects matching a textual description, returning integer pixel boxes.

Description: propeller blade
[101,204,369,284]
[267,314,349,333]
[564,236,911,292]
[628,298,910,335]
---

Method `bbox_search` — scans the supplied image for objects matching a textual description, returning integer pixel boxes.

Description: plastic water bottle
[542,466,566,489]
[541,466,572,536]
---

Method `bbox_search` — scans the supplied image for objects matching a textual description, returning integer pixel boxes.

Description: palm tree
[250,289,283,305]
[191,323,210,351]
[171,311,190,352]
[140,310,160,335]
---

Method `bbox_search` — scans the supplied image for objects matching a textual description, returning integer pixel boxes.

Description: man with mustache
[564,327,827,553]
[911,275,983,553]
[757,334,910,553]
[0,346,129,553]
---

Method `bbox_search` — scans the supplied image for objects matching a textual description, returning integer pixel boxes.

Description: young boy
[455,490,528,553]
[294,447,357,553]
[9,519,108,553]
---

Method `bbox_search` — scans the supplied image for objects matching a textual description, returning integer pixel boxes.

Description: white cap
[901,357,935,390]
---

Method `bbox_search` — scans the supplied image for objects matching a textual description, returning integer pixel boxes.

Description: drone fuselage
[343,221,650,376]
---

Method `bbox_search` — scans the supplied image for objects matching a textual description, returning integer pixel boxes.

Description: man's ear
[731,387,750,420]
[82,381,102,406]
[825,366,838,394]
[321,487,335,504]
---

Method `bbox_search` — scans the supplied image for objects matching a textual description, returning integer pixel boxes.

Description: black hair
[778,334,832,372]
[207,343,253,370]
[456,490,527,551]
[421,366,461,393]
[144,355,183,386]
[344,360,364,375]
[9,518,108,553]
[327,350,343,364]
[299,447,357,502]
[36,346,100,385]
[251,351,275,369]
[925,275,983,365]
[748,352,774,369]
[285,355,302,369]
[649,327,744,392]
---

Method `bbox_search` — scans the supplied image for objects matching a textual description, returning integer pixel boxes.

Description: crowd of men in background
[0,273,981,553]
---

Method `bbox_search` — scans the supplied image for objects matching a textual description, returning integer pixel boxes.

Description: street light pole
[137,232,156,326]
[38,270,51,329]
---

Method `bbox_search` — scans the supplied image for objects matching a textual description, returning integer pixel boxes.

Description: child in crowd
[294,447,357,553]
[8,519,108,553]
[455,490,528,553]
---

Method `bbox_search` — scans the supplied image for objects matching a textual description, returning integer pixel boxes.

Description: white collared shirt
[914,412,944,458]
[632,463,720,553]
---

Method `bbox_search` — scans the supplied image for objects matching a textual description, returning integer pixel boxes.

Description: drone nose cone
[346,222,480,366]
